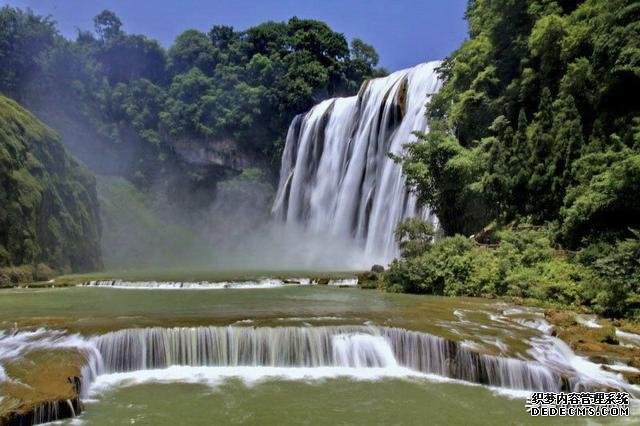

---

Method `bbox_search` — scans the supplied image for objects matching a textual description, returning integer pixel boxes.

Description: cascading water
[90,325,633,393]
[272,61,442,266]
[2,320,639,424]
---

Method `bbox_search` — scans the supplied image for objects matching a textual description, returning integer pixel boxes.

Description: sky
[3,0,468,71]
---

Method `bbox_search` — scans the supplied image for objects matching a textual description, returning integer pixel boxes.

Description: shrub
[383,223,629,315]
[577,232,640,317]
[34,263,55,281]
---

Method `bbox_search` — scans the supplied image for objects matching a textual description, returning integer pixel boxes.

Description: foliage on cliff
[393,0,640,317]
[0,95,102,276]
[0,7,382,188]
[401,0,639,241]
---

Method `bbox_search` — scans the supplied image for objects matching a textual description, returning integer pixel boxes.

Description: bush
[577,232,640,317]
[34,263,55,281]
[385,235,474,295]
[383,224,629,315]
[504,259,591,306]
[0,265,33,284]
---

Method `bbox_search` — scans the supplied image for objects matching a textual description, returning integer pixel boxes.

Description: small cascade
[383,328,563,391]
[328,278,359,287]
[79,278,301,290]
[94,326,377,372]
[32,401,60,425]
[273,62,442,265]
[332,334,398,368]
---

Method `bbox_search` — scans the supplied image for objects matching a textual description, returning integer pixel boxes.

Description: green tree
[394,218,435,259]
[168,30,218,76]
[0,7,56,99]
[93,10,122,42]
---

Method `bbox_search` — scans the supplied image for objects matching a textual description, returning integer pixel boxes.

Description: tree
[0,7,57,99]
[94,10,122,42]
[527,87,556,219]
[209,25,235,49]
[95,34,167,84]
[394,218,435,259]
[550,94,583,210]
[168,30,218,76]
[347,38,380,86]
[400,0,639,244]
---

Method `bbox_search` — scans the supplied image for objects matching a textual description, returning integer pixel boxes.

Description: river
[1,281,638,424]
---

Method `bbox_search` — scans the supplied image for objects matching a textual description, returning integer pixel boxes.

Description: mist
[98,170,373,273]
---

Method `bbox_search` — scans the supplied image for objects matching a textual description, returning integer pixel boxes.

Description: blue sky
[3,0,468,70]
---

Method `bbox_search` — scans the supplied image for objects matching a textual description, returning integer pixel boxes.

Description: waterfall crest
[272,61,442,265]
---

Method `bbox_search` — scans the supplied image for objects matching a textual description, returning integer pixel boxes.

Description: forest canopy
[0,7,383,188]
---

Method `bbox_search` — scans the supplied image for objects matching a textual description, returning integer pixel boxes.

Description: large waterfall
[272,61,442,265]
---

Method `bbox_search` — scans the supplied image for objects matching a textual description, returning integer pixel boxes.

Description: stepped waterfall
[2,322,636,424]
[84,325,630,393]
[272,61,442,264]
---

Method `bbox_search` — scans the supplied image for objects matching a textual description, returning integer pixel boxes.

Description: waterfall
[91,325,625,393]
[3,324,636,425]
[272,61,442,265]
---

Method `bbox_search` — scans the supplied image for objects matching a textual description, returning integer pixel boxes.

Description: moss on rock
[0,95,102,274]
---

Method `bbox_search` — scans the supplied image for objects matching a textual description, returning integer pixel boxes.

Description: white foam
[0,328,94,361]
[527,334,639,394]
[327,278,358,287]
[608,363,640,373]
[617,330,640,347]
[88,365,428,395]
[232,319,255,325]
[576,314,602,329]
[87,365,540,402]
[79,279,292,290]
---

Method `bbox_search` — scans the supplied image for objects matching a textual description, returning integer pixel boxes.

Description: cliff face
[0,95,102,273]
[171,137,267,172]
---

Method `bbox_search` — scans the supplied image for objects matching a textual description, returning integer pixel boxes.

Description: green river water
[0,282,638,425]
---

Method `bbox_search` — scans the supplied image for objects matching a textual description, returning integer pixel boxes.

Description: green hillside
[0,95,102,283]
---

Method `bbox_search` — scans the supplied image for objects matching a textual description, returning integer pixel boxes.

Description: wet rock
[588,355,610,364]
[599,325,619,345]
[544,310,577,327]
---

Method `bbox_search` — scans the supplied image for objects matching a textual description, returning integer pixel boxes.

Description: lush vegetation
[386,222,640,317]
[0,95,102,283]
[0,7,382,189]
[390,0,640,318]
